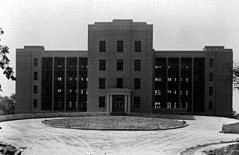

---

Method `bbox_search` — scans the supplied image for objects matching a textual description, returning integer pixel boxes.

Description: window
[57,77,62,81]
[79,58,88,69]
[42,57,53,69]
[117,78,123,88]
[155,78,162,82]
[135,41,141,52]
[134,59,141,71]
[34,72,38,80]
[155,102,161,109]
[181,62,189,69]
[34,85,37,94]
[134,97,140,108]
[209,73,213,81]
[155,90,161,95]
[99,78,106,89]
[69,101,72,108]
[55,57,65,69]
[209,101,213,110]
[155,59,166,69]
[99,59,106,71]
[209,87,213,96]
[168,78,172,82]
[117,41,124,52]
[99,96,106,108]
[99,41,106,52]
[209,59,213,68]
[57,89,62,93]
[194,58,205,70]
[117,59,123,71]
[33,99,37,108]
[134,78,141,89]
[67,58,77,68]
[34,58,38,67]
[167,102,171,109]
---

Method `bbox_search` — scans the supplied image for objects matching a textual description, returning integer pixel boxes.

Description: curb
[0,112,108,123]
[41,117,189,131]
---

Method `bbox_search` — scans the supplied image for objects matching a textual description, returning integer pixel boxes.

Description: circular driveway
[0,116,239,155]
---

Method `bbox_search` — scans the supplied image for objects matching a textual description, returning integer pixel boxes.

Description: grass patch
[42,116,187,130]
[180,140,239,155]
[204,143,239,155]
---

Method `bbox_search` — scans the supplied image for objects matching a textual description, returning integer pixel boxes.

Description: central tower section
[87,19,153,113]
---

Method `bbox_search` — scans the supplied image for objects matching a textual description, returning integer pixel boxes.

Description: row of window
[155,73,213,82]
[98,96,141,108]
[155,58,213,69]
[56,88,87,94]
[40,57,88,69]
[99,41,141,53]
[154,101,213,110]
[34,98,213,110]
[155,90,189,95]
[34,72,88,82]
[99,59,141,71]
[35,58,213,69]
[34,85,87,95]
[155,77,190,82]
[99,78,141,89]
[35,58,88,68]
[155,102,187,109]
[33,99,86,109]
[55,77,87,82]
[154,87,213,96]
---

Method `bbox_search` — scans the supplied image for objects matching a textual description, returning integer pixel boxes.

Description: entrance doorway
[112,95,125,112]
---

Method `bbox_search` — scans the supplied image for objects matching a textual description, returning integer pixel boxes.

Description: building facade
[16,20,233,116]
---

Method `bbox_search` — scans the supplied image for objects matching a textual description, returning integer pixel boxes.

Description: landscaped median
[180,140,239,155]
[42,116,188,131]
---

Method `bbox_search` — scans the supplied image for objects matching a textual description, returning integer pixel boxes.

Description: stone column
[127,95,131,114]
[106,94,109,113]
[52,57,54,112]
[110,95,113,113]
[76,57,79,111]
[64,57,66,112]
[124,95,127,113]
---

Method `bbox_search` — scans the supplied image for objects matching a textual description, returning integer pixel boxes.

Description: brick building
[16,20,233,116]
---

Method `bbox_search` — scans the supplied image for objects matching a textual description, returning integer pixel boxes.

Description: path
[0,116,239,155]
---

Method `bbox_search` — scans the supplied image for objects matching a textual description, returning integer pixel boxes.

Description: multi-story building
[16,19,233,116]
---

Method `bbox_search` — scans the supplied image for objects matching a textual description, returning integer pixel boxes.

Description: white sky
[0,0,239,96]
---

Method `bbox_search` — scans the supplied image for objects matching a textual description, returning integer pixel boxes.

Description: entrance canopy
[106,89,131,114]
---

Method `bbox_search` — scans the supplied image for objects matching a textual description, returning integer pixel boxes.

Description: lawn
[204,143,239,155]
[42,116,187,130]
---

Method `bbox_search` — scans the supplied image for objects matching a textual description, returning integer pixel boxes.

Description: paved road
[0,116,239,155]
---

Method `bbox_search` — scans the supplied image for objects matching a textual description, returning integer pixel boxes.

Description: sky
[0,0,239,97]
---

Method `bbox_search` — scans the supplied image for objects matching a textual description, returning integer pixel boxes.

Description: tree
[0,94,15,114]
[0,28,16,91]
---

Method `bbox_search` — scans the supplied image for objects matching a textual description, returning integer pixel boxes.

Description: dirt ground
[0,116,239,155]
